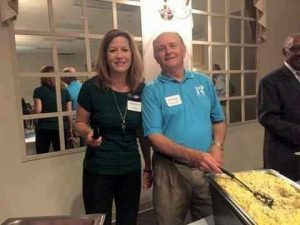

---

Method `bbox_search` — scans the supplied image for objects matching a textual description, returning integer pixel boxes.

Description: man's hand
[189,150,222,173]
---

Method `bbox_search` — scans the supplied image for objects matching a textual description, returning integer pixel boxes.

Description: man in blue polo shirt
[142,32,226,225]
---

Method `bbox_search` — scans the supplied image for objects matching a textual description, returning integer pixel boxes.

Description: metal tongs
[220,167,274,208]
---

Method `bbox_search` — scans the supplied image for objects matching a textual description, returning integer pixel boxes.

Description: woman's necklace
[112,90,128,133]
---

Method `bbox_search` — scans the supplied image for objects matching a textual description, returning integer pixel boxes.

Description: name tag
[127,100,142,112]
[165,94,182,107]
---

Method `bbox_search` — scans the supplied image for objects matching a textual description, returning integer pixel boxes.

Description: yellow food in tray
[215,171,300,225]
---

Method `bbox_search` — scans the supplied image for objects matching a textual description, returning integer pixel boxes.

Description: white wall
[0,0,300,223]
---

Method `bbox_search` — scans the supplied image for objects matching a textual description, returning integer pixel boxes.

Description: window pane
[212,72,226,98]
[192,0,207,11]
[244,20,256,44]
[244,73,256,95]
[86,1,113,34]
[56,37,87,72]
[117,4,142,36]
[212,46,226,70]
[244,0,256,18]
[53,0,84,33]
[193,14,208,41]
[230,99,242,123]
[228,0,242,16]
[211,0,225,14]
[15,0,49,31]
[245,98,257,121]
[212,16,225,42]
[16,35,53,73]
[90,38,102,70]
[230,46,241,70]
[229,73,241,97]
[229,18,241,43]
[244,47,257,70]
[193,45,208,71]
[24,118,36,156]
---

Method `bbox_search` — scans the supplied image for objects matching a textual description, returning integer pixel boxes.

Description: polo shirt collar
[158,70,194,83]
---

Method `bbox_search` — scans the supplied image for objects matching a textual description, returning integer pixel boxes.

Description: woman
[33,65,72,154]
[74,29,152,225]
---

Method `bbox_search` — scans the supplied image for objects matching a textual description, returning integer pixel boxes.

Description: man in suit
[258,33,300,181]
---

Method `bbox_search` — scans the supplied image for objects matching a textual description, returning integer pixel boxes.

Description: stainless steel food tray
[207,169,300,225]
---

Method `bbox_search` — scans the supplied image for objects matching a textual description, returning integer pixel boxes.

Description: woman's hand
[85,130,103,147]
[143,169,153,190]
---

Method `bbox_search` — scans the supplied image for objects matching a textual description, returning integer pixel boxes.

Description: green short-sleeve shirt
[78,76,143,175]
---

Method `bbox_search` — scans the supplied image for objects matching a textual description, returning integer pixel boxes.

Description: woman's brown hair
[95,29,144,92]
[40,65,65,90]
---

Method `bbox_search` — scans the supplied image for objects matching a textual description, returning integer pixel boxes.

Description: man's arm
[258,77,300,145]
[148,133,222,173]
[209,121,226,165]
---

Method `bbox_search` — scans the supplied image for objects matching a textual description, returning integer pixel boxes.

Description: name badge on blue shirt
[165,94,182,107]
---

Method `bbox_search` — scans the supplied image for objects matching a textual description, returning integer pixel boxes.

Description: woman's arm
[33,98,42,113]
[137,127,152,189]
[74,105,102,147]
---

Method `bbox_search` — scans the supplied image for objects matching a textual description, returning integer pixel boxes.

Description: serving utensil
[220,167,274,208]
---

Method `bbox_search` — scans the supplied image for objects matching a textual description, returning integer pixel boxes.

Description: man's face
[283,36,300,70]
[153,33,186,72]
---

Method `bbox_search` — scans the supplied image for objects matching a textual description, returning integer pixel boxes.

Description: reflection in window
[244,47,257,70]
[192,0,207,11]
[211,0,225,14]
[211,16,225,42]
[89,38,102,70]
[53,0,84,33]
[229,74,241,97]
[244,73,256,95]
[245,98,257,121]
[230,99,242,123]
[15,35,53,73]
[56,37,87,72]
[230,47,241,70]
[86,1,113,34]
[212,46,226,70]
[229,0,242,16]
[193,45,208,71]
[229,18,241,43]
[15,0,49,31]
[117,4,142,36]
[193,14,208,41]
[244,20,256,44]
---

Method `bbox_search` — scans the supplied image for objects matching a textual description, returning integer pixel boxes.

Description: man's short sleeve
[142,84,163,137]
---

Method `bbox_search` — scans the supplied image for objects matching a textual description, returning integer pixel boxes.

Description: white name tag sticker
[165,94,182,107]
[127,100,142,112]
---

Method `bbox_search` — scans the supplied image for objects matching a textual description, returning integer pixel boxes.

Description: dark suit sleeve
[257,77,300,145]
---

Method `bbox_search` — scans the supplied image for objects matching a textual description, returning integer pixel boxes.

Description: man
[62,67,82,110]
[258,33,300,181]
[142,32,226,225]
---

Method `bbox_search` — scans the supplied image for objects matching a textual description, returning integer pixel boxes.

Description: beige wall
[0,0,299,223]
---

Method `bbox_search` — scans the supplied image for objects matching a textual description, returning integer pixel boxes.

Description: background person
[74,29,152,225]
[258,33,300,181]
[142,32,226,225]
[33,65,72,154]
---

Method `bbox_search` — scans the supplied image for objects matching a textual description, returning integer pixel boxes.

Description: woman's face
[106,36,132,75]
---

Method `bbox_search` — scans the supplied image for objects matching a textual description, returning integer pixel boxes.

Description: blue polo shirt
[142,70,224,152]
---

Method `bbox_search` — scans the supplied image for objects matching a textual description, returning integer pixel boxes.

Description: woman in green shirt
[75,29,152,225]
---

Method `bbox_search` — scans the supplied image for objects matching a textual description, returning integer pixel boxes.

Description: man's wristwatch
[213,142,224,151]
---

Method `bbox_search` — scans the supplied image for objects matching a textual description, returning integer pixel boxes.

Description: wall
[0,0,300,223]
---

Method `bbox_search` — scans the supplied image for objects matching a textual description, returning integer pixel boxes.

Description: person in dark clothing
[257,33,300,181]
[74,29,152,225]
[33,65,72,154]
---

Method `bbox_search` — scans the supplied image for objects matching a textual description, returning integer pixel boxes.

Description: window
[192,0,257,124]
[15,0,142,159]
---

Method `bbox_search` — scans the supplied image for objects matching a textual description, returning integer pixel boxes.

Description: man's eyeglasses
[286,45,300,53]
